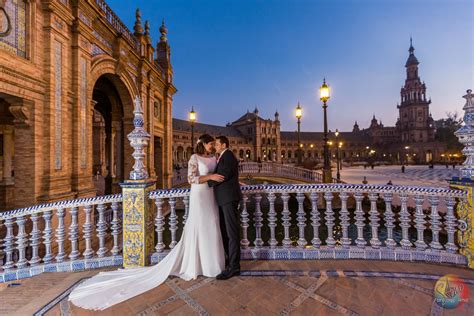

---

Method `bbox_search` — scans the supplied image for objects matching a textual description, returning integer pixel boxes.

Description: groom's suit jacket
[208,149,242,206]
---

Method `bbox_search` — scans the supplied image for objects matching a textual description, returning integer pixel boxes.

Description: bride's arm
[187,155,224,184]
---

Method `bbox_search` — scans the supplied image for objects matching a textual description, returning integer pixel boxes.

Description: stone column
[110,125,116,178]
[3,127,13,184]
[121,96,155,267]
[8,99,35,208]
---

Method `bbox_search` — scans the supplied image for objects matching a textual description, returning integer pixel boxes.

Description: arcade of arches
[0,0,175,211]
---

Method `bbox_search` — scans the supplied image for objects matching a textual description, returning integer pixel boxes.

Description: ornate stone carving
[128,96,151,181]
[455,89,474,179]
[8,103,30,126]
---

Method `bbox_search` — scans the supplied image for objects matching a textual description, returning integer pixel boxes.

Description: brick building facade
[0,1,175,211]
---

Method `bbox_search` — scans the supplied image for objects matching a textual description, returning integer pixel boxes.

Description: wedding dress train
[68,154,225,310]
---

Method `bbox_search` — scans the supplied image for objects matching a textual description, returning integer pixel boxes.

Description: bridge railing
[0,194,123,280]
[149,184,469,265]
[172,162,327,187]
[240,162,324,183]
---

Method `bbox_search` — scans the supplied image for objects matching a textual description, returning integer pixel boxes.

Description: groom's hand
[209,174,225,182]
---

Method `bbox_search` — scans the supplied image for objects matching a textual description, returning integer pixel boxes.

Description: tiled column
[121,96,155,267]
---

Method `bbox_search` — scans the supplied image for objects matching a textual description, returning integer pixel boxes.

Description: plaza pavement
[1,260,473,315]
[339,165,459,188]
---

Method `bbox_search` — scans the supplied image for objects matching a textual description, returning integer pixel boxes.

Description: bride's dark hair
[195,134,215,155]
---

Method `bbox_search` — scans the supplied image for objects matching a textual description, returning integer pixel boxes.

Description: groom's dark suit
[208,149,242,270]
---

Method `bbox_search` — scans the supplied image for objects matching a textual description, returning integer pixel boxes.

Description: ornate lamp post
[189,107,196,154]
[295,102,302,165]
[320,78,332,183]
[335,129,341,181]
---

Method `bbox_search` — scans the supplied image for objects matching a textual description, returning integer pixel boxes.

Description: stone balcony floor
[1,260,473,315]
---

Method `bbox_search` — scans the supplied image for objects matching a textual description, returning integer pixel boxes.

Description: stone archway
[91,73,134,194]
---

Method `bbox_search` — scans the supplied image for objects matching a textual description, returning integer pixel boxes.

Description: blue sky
[107,0,473,132]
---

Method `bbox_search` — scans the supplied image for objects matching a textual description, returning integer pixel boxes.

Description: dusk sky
[108,0,473,132]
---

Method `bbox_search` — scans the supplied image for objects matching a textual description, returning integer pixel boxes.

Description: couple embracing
[69,134,242,310]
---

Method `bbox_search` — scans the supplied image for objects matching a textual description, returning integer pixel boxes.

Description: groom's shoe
[216,268,240,280]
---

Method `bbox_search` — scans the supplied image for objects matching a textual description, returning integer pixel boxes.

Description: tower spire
[144,20,151,44]
[134,8,144,35]
[159,19,168,42]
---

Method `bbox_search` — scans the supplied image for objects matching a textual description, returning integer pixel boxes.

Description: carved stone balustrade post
[253,194,264,248]
[368,193,381,248]
[240,193,250,248]
[324,192,336,247]
[310,192,321,248]
[267,192,278,248]
[296,192,307,248]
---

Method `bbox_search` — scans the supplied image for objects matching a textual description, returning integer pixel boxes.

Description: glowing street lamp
[189,107,197,153]
[295,102,302,164]
[319,79,332,182]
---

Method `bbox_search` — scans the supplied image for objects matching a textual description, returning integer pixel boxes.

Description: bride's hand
[209,174,225,182]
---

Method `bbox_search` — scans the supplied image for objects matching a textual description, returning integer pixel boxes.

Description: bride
[69,134,226,310]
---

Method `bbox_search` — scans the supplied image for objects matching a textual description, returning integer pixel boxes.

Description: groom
[208,135,242,280]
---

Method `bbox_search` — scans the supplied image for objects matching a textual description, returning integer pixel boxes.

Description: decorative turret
[144,20,152,44]
[274,110,279,121]
[156,19,172,81]
[254,107,259,116]
[353,121,360,132]
[159,19,168,42]
[134,9,144,36]
[454,89,474,179]
[370,114,378,128]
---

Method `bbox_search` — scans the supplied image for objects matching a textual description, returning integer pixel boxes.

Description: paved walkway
[340,165,459,187]
[2,260,473,315]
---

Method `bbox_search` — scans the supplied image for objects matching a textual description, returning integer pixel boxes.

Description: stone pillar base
[323,169,333,183]
[450,177,474,269]
[121,180,156,267]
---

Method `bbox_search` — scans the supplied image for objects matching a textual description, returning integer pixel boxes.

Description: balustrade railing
[94,0,141,52]
[172,162,328,187]
[149,184,469,265]
[1,183,471,282]
[0,194,123,279]
[240,162,324,182]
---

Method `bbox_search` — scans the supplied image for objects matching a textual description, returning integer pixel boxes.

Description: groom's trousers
[219,200,241,270]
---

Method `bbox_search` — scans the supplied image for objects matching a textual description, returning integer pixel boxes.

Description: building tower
[397,38,435,143]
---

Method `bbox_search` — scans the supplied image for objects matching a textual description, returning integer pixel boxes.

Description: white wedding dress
[68,154,225,310]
